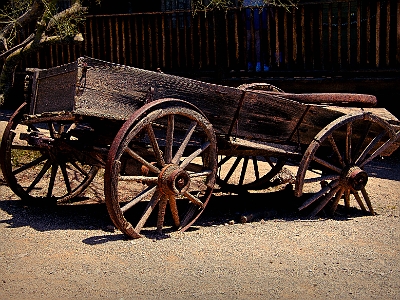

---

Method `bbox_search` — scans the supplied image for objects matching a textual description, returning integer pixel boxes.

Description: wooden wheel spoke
[238,156,249,186]
[172,121,197,164]
[157,195,168,233]
[345,122,352,164]
[47,164,59,198]
[218,155,232,167]
[168,195,180,228]
[135,190,161,233]
[121,186,157,213]
[354,130,386,165]
[60,163,72,194]
[125,147,160,174]
[165,115,174,164]
[361,187,375,215]
[180,141,210,169]
[264,156,275,168]
[344,189,351,209]
[183,191,204,208]
[327,134,345,167]
[26,159,52,193]
[223,156,242,183]
[189,169,213,178]
[252,156,260,180]
[310,186,340,217]
[359,137,396,168]
[70,161,89,177]
[351,189,367,212]
[352,122,372,162]
[298,180,339,211]
[12,154,47,175]
[330,187,345,214]
[313,156,342,174]
[146,124,165,167]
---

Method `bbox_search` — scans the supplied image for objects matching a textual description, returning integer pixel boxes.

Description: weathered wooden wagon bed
[1,57,399,238]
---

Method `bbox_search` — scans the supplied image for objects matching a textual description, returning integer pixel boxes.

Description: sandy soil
[0,111,399,300]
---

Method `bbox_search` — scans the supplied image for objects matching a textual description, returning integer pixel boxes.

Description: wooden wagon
[1,57,399,238]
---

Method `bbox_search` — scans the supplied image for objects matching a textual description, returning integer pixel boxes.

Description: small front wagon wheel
[105,100,217,238]
[295,112,397,217]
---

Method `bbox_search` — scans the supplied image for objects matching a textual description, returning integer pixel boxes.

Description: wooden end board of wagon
[1,57,399,239]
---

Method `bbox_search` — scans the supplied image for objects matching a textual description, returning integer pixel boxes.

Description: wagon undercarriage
[1,57,399,239]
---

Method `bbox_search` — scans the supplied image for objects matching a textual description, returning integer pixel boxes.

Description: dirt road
[0,114,399,300]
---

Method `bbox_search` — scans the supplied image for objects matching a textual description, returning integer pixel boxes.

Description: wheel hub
[341,166,368,190]
[158,164,190,196]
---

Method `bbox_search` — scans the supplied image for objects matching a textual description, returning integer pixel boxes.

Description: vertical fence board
[292,7,297,66]
[385,1,390,66]
[366,3,370,64]
[376,1,380,67]
[338,3,342,69]
[347,2,351,66]
[357,0,361,65]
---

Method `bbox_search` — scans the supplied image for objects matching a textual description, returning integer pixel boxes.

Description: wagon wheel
[295,112,397,217]
[0,103,99,203]
[105,99,217,239]
[216,155,288,192]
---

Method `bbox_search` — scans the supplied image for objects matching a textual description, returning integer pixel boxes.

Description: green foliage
[0,0,33,47]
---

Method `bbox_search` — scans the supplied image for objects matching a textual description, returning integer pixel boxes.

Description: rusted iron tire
[0,103,99,202]
[216,155,288,192]
[295,112,397,217]
[105,99,217,239]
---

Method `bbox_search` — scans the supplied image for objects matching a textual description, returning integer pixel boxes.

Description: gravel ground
[0,111,399,300]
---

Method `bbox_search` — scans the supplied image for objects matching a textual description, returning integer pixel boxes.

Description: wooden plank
[376,0,380,67]
[347,2,351,66]
[205,13,210,67]
[148,17,153,69]
[109,17,114,62]
[226,13,230,68]
[292,7,297,65]
[199,14,203,69]
[154,16,159,68]
[284,10,288,66]
[234,11,240,65]
[134,17,139,67]
[121,17,126,65]
[127,16,133,66]
[176,14,180,68]
[161,15,166,68]
[213,13,217,67]
[115,16,120,63]
[328,4,332,68]
[356,0,361,65]
[238,92,307,143]
[319,5,323,70]
[366,2,370,64]
[169,15,173,69]
[309,8,314,69]
[301,6,306,68]
[386,0,390,66]
[183,12,188,68]
[190,13,194,68]
[398,0,400,64]
[337,2,342,69]
[142,16,146,69]
[275,7,280,67]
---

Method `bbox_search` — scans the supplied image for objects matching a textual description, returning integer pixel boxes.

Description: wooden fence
[13,0,400,75]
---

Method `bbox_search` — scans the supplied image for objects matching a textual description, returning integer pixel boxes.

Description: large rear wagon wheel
[0,103,99,203]
[295,112,397,217]
[105,100,217,239]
